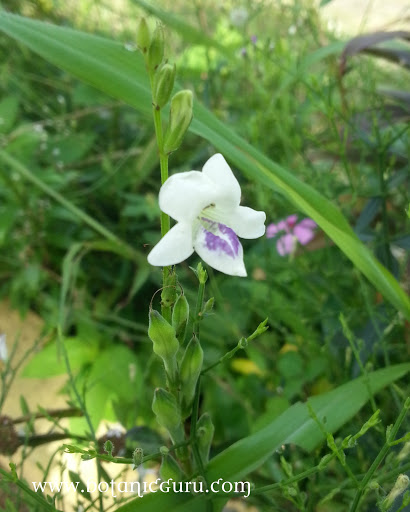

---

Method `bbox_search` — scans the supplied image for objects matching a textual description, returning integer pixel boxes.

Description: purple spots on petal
[200,220,240,259]
[218,223,240,255]
[205,230,235,257]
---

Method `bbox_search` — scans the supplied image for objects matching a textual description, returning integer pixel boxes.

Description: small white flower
[148,154,266,277]
[0,334,7,362]
[288,25,297,35]
[229,7,249,28]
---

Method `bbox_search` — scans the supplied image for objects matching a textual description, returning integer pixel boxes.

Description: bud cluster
[136,18,193,154]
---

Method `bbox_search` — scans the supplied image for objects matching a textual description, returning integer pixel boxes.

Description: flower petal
[159,171,216,223]
[297,218,317,230]
[194,219,246,276]
[276,234,296,256]
[266,219,289,237]
[221,206,266,239]
[285,214,298,227]
[148,222,194,266]
[294,221,316,245]
[202,154,241,208]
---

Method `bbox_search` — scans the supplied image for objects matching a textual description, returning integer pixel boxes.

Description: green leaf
[22,336,99,377]
[114,364,410,511]
[0,95,19,133]
[68,471,92,501]
[0,13,409,320]
[78,345,143,430]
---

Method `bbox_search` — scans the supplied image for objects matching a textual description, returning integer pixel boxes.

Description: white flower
[147,154,266,277]
[0,334,7,362]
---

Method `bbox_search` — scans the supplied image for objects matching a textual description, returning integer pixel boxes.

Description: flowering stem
[152,108,170,237]
[349,397,410,512]
[201,340,245,375]
[149,81,172,322]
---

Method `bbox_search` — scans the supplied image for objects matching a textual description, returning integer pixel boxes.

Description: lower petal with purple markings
[194,219,246,277]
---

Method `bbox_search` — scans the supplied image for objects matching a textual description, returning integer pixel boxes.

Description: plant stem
[193,279,206,336]
[202,340,245,375]
[150,85,172,322]
[0,467,61,512]
[152,107,170,237]
[349,397,410,512]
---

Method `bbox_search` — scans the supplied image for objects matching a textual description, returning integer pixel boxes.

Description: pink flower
[266,215,317,256]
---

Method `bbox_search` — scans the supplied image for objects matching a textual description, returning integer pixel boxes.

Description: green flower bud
[163,90,193,154]
[280,456,293,478]
[153,63,176,109]
[147,23,164,72]
[152,388,181,433]
[398,441,410,461]
[136,18,151,53]
[103,440,113,456]
[318,453,333,470]
[160,453,184,482]
[381,474,410,511]
[132,447,144,469]
[196,413,214,465]
[148,309,179,382]
[238,337,248,349]
[202,297,214,316]
[159,445,169,455]
[172,293,189,344]
[190,476,207,496]
[180,337,203,417]
[196,262,207,285]
[369,480,379,490]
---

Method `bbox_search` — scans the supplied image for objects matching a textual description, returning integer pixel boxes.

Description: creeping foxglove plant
[266,215,317,256]
[148,154,266,277]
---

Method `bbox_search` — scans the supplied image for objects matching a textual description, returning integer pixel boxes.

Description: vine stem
[349,397,410,512]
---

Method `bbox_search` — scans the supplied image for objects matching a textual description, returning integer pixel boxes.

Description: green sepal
[159,453,185,482]
[163,90,193,154]
[172,293,189,344]
[180,336,203,418]
[196,413,214,465]
[153,62,176,109]
[147,23,164,72]
[136,17,151,53]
